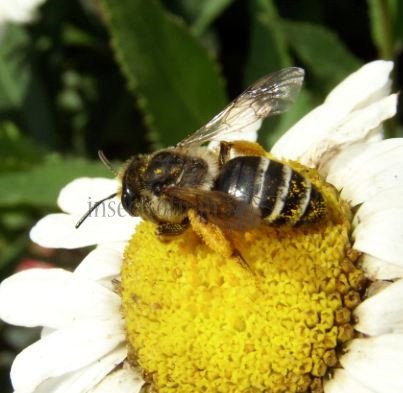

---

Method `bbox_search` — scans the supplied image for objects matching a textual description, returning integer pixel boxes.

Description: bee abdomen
[261,162,326,225]
[214,156,262,204]
[214,157,326,226]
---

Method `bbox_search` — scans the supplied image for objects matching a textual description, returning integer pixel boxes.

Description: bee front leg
[156,221,189,238]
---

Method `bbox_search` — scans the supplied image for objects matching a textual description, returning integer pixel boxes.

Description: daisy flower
[0,60,401,393]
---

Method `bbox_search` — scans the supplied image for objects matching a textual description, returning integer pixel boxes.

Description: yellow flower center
[121,166,365,393]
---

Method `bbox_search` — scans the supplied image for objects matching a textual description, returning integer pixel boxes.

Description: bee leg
[188,210,255,274]
[218,141,232,166]
[188,209,234,257]
[155,221,189,239]
[232,248,254,273]
[221,140,267,159]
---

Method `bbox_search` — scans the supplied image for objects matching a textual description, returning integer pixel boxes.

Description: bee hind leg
[218,141,233,166]
[188,209,234,257]
[219,140,267,166]
[232,248,254,274]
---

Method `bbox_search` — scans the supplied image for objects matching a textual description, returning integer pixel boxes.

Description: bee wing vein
[178,67,304,147]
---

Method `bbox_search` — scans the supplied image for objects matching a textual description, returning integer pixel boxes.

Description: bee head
[121,154,149,216]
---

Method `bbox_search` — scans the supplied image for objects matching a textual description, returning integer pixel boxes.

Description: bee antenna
[75,193,117,229]
[98,150,118,176]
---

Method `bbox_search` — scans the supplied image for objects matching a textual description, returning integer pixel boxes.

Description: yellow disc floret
[121,168,364,393]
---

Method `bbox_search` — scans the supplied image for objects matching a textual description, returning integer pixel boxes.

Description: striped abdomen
[213,156,326,225]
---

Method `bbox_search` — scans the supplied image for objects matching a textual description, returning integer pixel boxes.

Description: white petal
[365,281,392,298]
[324,369,375,393]
[271,61,395,165]
[323,143,368,181]
[339,139,403,206]
[341,334,403,393]
[271,101,347,160]
[0,0,46,24]
[30,213,140,249]
[89,366,143,393]
[326,139,403,189]
[41,327,55,338]
[315,94,397,171]
[353,208,403,265]
[353,186,403,227]
[0,268,120,329]
[365,126,384,143]
[354,279,403,335]
[11,320,125,392]
[74,243,125,282]
[272,93,397,169]
[57,178,119,215]
[361,255,403,280]
[33,345,127,393]
[325,60,393,110]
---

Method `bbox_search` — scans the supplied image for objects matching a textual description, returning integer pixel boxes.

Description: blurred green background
[0,0,402,391]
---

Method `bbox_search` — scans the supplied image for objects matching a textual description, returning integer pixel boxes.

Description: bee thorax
[140,148,218,223]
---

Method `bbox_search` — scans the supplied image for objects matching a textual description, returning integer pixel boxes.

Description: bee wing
[178,67,304,147]
[164,187,262,231]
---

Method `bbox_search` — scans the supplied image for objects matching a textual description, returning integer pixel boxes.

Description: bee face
[120,151,196,224]
[121,155,149,216]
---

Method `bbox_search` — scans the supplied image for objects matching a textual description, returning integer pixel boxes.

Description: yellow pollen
[121,168,364,393]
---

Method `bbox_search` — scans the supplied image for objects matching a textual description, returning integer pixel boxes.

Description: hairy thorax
[142,147,219,223]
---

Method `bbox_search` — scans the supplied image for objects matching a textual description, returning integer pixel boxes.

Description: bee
[76,67,326,237]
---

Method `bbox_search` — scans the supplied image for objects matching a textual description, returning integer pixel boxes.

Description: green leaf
[396,0,403,48]
[0,26,56,147]
[0,157,107,207]
[0,25,31,110]
[244,0,294,147]
[367,0,395,58]
[21,74,56,148]
[1,210,32,231]
[379,0,403,56]
[245,0,291,85]
[191,0,234,35]
[100,0,227,147]
[161,0,234,35]
[0,122,45,173]
[62,24,100,48]
[283,21,361,90]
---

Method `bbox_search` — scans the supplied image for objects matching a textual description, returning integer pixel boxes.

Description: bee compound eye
[121,188,136,216]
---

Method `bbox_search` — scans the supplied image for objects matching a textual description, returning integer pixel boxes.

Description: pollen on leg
[121,171,365,393]
[187,209,234,258]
